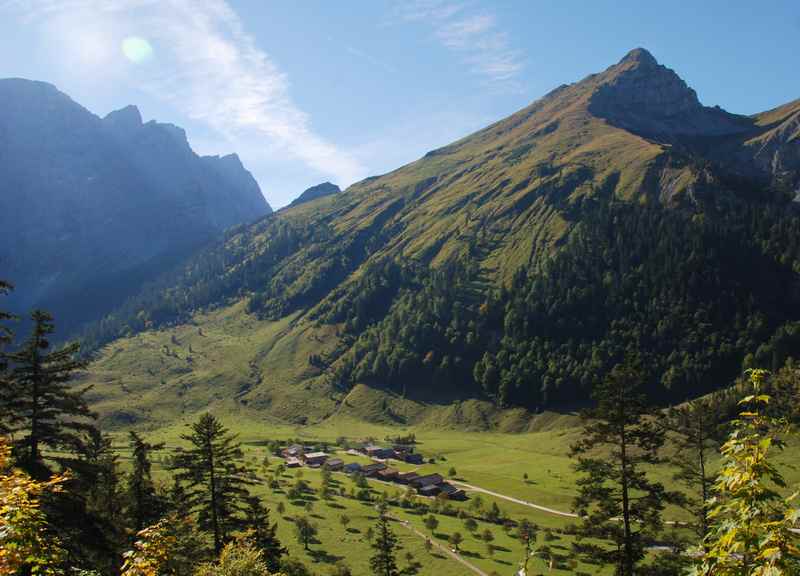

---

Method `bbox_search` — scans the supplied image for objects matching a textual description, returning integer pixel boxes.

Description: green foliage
[121,515,204,576]
[193,538,274,576]
[127,431,167,531]
[665,398,726,544]
[3,310,94,473]
[691,369,800,575]
[292,515,317,551]
[243,497,286,572]
[369,510,401,576]
[170,414,256,554]
[0,436,67,575]
[570,361,675,575]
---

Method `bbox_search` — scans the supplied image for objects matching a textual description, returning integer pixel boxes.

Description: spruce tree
[0,280,14,434]
[369,507,401,576]
[4,310,94,474]
[665,398,725,547]
[244,496,286,572]
[127,431,166,532]
[170,413,255,554]
[570,361,673,576]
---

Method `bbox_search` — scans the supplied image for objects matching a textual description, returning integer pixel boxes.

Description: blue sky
[0,1,798,208]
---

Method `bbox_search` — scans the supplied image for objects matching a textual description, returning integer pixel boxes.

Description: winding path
[449,480,578,519]
[390,515,489,576]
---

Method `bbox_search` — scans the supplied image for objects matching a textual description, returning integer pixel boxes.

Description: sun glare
[121,36,154,64]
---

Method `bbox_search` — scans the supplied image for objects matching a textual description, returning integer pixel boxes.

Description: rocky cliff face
[288,181,341,207]
[588,48,751,137]
[0,78,271,334]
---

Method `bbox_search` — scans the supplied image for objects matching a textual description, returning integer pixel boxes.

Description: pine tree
[244,496,286,572]
[665,397,725,547]
[170,413,256,554]
[0,280,15,435]
[127,431,166,532]
[3,310,94,474]
[370,508,401,576]
[570,361,674,576]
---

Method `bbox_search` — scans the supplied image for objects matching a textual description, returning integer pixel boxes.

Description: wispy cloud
[1,0,366,191]
[345,45,399,74]
[391,0,523,87]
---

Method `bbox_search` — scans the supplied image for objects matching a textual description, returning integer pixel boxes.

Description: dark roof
[411,473,444,487]
[326,458,344,466]
[397,471,420,480]
[361,462,388,473]
[343,463,361,472]
[418,484,441,495]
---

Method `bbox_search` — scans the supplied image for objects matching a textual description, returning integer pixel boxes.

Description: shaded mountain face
[0,78,271,334]
[81,49,800,427]
[289,182,341,208]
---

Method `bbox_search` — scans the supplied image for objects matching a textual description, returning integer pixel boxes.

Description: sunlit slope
[81,49,800,430]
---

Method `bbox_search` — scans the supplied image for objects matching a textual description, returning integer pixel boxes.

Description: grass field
[101,405,800,576]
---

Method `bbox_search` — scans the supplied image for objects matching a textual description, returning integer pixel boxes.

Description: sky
[0,1,798,208]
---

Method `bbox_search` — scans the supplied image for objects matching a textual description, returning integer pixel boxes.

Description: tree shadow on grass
[461,550,483,559]
[309,549,344,564]
[326,502,345,510]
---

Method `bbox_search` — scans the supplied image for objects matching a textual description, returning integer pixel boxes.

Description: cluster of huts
[279,442,465,500]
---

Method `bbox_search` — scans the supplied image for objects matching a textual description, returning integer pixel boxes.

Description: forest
[77,193,800,415]
[3,276,800,575]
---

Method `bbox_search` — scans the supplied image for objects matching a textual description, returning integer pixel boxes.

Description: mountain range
[0,78,271,333]
[14,49,800,430]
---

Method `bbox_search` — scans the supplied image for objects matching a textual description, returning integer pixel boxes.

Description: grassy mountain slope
[79,49,800,430]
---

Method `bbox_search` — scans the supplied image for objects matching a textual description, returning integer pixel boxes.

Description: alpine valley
[70,48,800,431]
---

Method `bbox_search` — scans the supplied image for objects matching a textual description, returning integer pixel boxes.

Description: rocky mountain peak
[289,181,341,207]
[588,48,749,137]
[103,105,143,133]
[618,47,659,67]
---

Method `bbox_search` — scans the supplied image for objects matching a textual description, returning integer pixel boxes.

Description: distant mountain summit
[586,48,749,136]
[0,78,271,334]
[289,182,341,207]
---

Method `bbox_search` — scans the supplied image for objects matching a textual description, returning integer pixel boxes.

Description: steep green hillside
[80,49,800,428]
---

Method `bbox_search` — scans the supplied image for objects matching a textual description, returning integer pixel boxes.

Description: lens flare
[122,36,153,63]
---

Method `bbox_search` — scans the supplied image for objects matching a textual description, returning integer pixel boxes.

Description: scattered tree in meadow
[571,361,674,576]
[691,369,800,575]
[365,526,374,543]
[294,515,317,551]
[448,531,463,552]
[518,519,537,575]
[369,509,401,576]
[339,513,351,530]
[170,414,255,554]
[464,517,478,533]
[424,514,439,534]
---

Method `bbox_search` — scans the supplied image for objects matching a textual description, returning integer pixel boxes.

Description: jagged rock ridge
[0,78,271,333]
